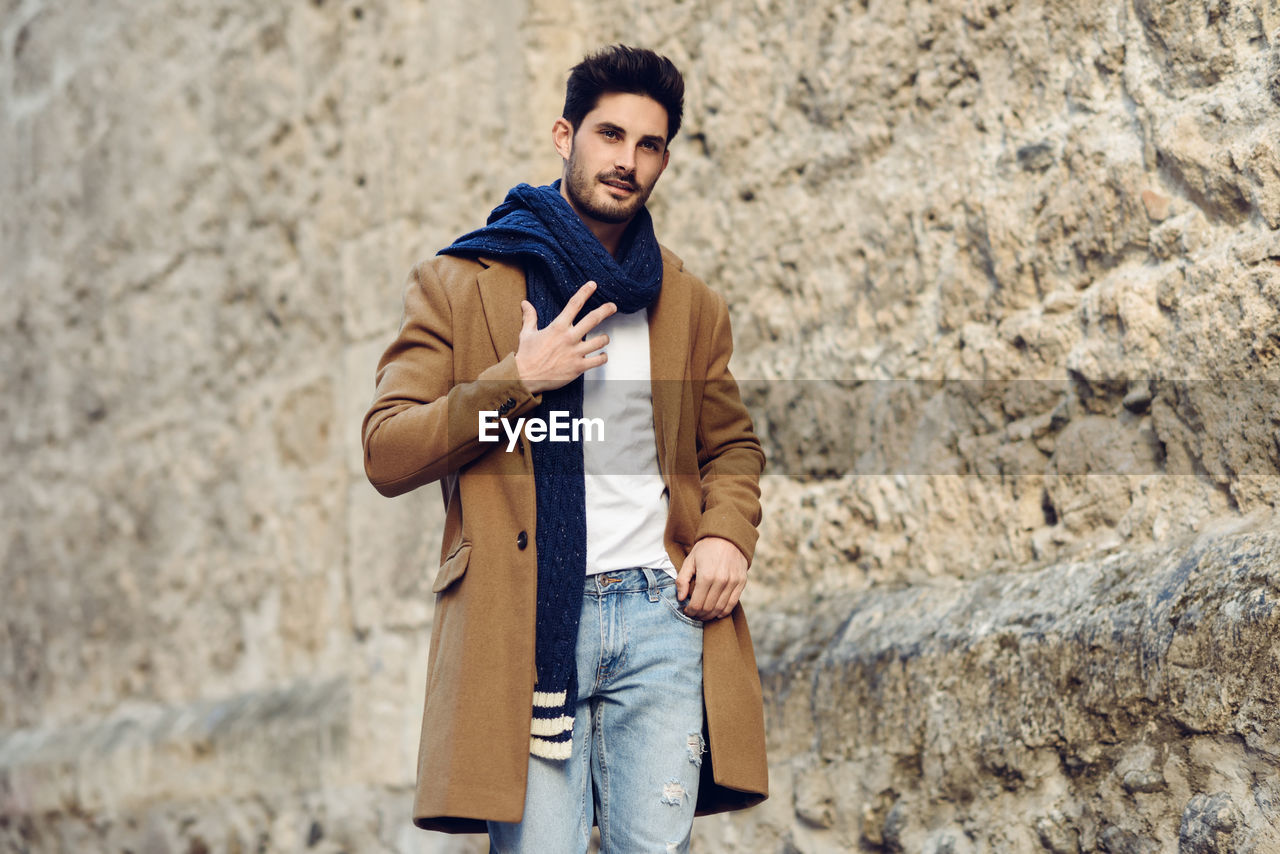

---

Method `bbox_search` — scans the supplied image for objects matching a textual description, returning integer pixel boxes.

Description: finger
[579,333,609,354]
[580,351,608,371]
[687,567,715,615]
[708,579,732,618]
[676,552,696,601]
[710,567,741,618]
[520,300,538,332]
[572,301,618,337]
[558,281,597,324]
[713,577,744,619]
[695,573,728,618]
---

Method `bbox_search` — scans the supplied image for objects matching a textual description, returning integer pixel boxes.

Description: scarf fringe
[530,714,575,737]
[530,736,574,760]
[532,690,567,706]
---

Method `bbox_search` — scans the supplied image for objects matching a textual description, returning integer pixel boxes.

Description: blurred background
[2,0,1278,851]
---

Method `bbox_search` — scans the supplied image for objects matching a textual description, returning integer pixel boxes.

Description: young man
[362,45,766,853]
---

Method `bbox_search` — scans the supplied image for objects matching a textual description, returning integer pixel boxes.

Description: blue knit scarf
[439,180,663,759]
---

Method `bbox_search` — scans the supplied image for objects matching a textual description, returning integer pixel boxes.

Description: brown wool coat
[362,247,768,833]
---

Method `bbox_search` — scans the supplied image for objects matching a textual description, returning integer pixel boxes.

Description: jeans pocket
[658,584,705,629]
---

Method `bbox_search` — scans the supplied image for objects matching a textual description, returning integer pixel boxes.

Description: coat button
[516,531,528,550]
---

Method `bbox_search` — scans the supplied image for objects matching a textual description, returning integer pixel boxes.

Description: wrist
[515,352,543,395]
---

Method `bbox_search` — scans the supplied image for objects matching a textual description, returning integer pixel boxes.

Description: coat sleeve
[362,259,540,497]
[692,290,765,563]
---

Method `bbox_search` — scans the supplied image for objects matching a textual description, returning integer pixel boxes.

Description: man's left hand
[676,536,748,621]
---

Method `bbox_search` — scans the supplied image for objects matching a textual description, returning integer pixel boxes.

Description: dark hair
[562,45,685,144]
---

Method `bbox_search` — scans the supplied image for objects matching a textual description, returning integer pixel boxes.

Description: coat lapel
[475,256,527,361]
[648,253,691,472]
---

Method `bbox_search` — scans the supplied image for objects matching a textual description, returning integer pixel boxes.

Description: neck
[559,183,629,258]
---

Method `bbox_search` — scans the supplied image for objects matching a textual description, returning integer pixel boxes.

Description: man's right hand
[515,281,617,395]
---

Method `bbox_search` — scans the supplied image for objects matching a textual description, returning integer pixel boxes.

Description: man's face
[554,92,670,226]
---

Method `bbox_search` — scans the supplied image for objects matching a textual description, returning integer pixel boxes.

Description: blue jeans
[488,568,705,854]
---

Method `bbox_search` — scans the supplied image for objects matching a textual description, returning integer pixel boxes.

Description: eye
[641,141,660,152]
[601,128,619,140]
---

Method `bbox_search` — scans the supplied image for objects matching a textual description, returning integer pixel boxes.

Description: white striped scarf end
[532,690,568,708]
[530,736,573,760]
[530,715,574,737]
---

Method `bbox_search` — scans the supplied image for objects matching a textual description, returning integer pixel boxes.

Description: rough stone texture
[734,522,1280,853]
[1,0,1277,852]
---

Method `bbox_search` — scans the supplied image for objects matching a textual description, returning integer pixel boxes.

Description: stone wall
[1,0,1277,852]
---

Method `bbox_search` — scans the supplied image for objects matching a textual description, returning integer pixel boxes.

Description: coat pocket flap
[431,542,472,593]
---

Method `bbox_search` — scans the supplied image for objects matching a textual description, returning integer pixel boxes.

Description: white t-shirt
[581,308,676,576]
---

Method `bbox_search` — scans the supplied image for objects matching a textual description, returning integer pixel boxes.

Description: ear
[552,117,574,161]
[660,145,670,175]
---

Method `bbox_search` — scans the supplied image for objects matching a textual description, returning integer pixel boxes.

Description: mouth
[601,178,637,196]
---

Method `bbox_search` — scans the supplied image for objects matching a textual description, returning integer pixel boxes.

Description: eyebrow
[596,121,667,148]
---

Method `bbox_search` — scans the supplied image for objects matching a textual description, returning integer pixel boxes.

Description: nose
[614,146,637,175]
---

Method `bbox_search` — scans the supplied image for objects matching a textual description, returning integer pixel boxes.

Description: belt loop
[641,567,660,601]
